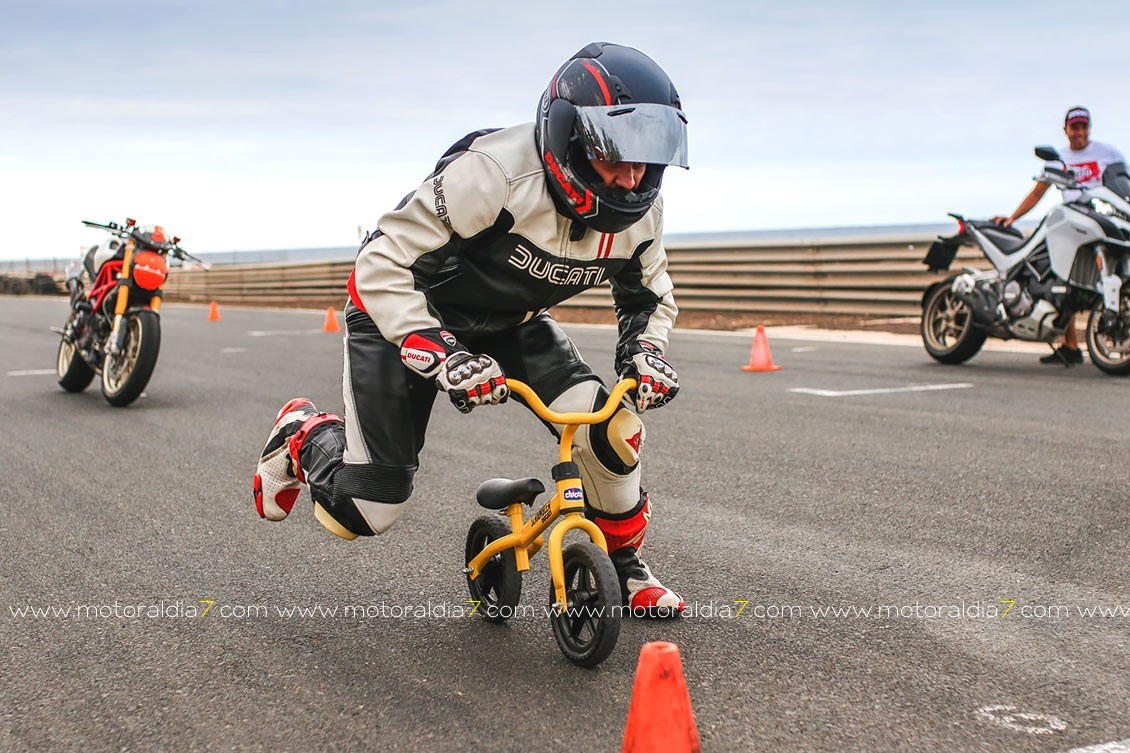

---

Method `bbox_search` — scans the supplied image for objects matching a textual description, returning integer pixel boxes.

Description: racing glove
[400,328,463,379]
[619,340,679,413]
[436,352,508,414]
[399,328,508,413]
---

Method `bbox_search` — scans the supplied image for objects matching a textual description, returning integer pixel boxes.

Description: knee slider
[589,403,644,476]
[549,381,644,476]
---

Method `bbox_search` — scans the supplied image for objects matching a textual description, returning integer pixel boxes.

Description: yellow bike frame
[465,377,637,610]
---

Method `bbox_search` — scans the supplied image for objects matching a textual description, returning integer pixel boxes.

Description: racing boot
[610,547,686,618]
[253,398,341,521]
[590,493,685,618]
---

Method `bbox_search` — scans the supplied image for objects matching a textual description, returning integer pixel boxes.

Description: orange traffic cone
[740,324,782,372]
[207,301,221,322]
[622,642,701,753]
[322,306,341,333]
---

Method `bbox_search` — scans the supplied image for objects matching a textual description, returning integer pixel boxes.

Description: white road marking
[791,347,817,353]
[246,329,326,337]
[7,369,56,377]
[1062,739,1130,753]
[975,705,1067,735]
[790,382,973,397]
[220,347,247,354]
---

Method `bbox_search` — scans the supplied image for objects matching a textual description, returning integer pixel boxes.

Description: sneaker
[253,398,318,521]
[610,547,685,618]
[1039,346,1084,366]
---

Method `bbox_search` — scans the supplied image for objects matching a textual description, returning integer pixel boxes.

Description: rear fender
[921,277,955,309]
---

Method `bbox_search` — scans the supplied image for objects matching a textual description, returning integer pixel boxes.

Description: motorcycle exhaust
[950,275,1002,326]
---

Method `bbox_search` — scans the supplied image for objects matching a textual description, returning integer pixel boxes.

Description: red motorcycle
[55,218,207,406]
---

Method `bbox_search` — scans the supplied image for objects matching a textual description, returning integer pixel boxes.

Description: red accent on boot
[287,412,343,484]
[254,473,300,518]
[253,474,264,518]
[593,494,652,553]
[630,586,686,613]
[275,397,314,422]
[274,488,300,516]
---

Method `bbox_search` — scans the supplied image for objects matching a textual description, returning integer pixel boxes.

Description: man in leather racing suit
[253,42,689,616]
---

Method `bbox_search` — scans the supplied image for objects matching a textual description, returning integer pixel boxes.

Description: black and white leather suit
[299,123,677,538]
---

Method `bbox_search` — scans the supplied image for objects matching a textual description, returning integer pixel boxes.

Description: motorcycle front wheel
[921,283,987,364]
[101,309,161,406]
[1086,295,1130,376]
[56,310,95,393]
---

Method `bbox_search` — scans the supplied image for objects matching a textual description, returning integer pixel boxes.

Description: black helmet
[535,42,688,234]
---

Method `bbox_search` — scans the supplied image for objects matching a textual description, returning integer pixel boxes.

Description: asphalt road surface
[2,296,1127,753]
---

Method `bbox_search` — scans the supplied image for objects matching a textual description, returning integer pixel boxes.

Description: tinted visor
[574,103,688,168]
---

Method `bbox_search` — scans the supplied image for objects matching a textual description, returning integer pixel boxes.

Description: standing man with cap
[993,107,1127,364]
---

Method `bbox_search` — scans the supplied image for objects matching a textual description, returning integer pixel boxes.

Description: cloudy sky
[2,0,1129,260]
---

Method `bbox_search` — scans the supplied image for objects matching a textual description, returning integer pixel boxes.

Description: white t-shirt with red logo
[1046,140,1126,201]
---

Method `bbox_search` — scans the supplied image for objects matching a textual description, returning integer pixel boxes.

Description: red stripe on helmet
[581,61,612,105]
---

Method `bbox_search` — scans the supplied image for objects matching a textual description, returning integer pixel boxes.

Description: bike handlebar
[82,218,206,267]
[505,377,637,425]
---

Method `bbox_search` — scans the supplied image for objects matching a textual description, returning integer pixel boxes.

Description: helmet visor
[574,103,689,168]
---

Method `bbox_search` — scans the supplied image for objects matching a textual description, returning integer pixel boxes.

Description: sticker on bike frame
[563,488,584,501]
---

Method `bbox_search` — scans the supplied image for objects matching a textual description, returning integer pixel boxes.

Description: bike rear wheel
[465,515,523,623]
[101,309,161,407]
[57,310,95,393]
[921,283,986,364]
[549,541,621,668]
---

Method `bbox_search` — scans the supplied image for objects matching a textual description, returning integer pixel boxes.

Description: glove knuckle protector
[437,352,507,413]
[620,340,678,412]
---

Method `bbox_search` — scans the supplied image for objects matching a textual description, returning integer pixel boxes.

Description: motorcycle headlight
[1090,197,1130,221]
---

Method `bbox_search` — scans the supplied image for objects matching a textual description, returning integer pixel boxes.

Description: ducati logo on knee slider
[626,430,642,454]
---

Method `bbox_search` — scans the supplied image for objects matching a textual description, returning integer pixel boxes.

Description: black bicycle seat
[475,477,546,510]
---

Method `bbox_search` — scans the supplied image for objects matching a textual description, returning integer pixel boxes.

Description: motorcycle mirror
[1034,145,1061,162]
[126,218,136,227]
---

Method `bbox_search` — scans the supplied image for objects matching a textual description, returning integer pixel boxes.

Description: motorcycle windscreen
[1102,161,1130,202]
[574,104,689,168]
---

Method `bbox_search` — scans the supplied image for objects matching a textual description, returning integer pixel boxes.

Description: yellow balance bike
[463,377,636,667]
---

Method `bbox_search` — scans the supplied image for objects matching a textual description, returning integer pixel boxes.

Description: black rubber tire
[1086,297,1130,376]
[57,311,96,393]
[465,515,523,624]
[549,541,622,668]
[921,283,987,364]
[101,309,161,407]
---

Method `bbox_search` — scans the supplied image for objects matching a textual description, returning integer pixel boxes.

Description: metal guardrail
[155,234,980,316]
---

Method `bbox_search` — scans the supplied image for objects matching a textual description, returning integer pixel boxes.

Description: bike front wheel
[1086,295,1130,376]
[549,541,621,668]
[101,309,161,407]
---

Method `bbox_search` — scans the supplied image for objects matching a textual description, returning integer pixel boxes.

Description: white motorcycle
[921,146,1130,375]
